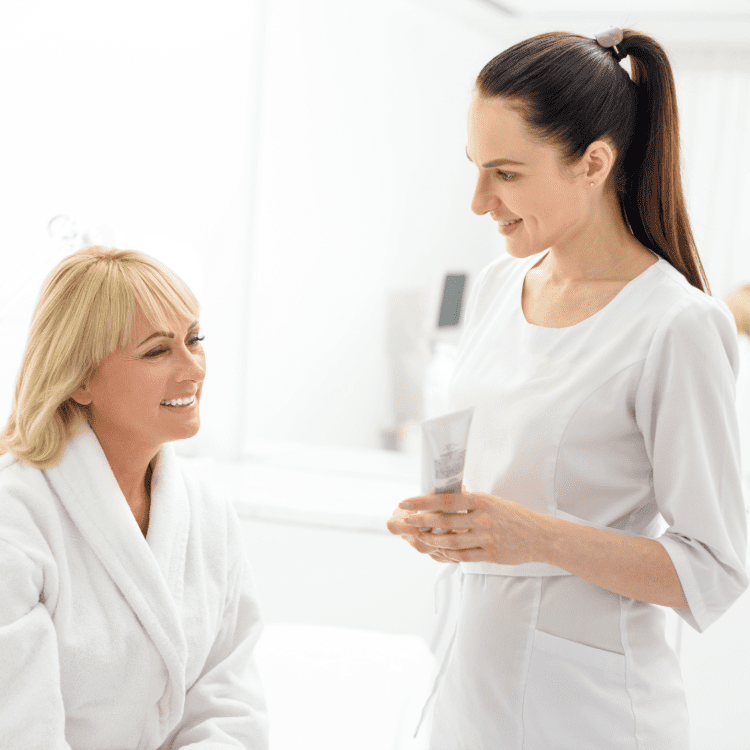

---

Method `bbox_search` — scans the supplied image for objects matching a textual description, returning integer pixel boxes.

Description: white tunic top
[0,422,269,749]
[427,249,749,749]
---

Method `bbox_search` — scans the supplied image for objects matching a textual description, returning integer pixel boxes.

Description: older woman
[0,246,268,749]
[389,28,748,749]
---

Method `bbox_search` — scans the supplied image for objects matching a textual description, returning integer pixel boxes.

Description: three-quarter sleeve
[0,541,71,749]
[635,297,749,633]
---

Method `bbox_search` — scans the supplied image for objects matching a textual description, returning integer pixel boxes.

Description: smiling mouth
[160,396,196,407]
[498,218,522,226]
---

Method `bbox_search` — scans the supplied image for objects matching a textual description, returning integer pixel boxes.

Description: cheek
[536,188,581,229]
[116,370,164,409]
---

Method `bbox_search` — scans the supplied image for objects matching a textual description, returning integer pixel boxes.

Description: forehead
[469,93,530,136]
[467,92,548,161]
[130,305,196,339]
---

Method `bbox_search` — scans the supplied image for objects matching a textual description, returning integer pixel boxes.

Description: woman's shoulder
[0,454,57,511]
[0,454,59,565]
[647,259,736,338]
[635,259,740,377]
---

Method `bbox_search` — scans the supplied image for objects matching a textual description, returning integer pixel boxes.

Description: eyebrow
[137,319,199,348]
[466,148,525,169]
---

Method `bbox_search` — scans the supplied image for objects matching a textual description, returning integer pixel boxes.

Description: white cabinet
[194,443,441,642]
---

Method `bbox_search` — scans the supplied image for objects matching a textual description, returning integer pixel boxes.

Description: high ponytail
[616,31,708,293]
[476,30,710,294]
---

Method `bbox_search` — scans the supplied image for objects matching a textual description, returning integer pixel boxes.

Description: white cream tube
[419,406,475,534]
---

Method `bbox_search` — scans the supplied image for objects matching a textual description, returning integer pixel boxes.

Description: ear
[580,139,616,188]
[70,383,93,406]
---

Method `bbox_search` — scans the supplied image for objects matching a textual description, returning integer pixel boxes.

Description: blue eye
[144,335,204,358]
[497,171,516,182]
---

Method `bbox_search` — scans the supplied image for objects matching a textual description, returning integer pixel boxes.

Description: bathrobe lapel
[44,422,190,729]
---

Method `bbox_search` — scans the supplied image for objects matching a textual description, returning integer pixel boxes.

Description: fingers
[402,511,472,531]
[429,553,453,563]
[418,530,482,551]
[442,548,486,562]
[397,525,463,563]
[387,508,423,536]
[399,492,475,513]
[388,518,432,536]
[402,534,452,558]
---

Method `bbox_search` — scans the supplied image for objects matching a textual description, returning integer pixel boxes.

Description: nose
[176,340,206,383]
[471,172,499,216]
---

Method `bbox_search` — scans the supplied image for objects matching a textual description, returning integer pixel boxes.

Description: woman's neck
[544,191,650,286]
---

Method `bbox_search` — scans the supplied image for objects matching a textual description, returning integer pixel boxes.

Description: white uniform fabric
[426,249,749,749]
[0,422,269,750]
[734,333,750,538]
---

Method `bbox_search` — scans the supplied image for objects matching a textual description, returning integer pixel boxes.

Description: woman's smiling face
[466,92,592,258]
[72,308,206,452]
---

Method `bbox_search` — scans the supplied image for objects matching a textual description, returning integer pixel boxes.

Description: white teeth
[160,396,195,406]
[499,219,522,226]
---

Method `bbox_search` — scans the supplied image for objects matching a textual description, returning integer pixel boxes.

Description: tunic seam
[619,595,641,749]
[519,577,543,750]
[552,357,647,515]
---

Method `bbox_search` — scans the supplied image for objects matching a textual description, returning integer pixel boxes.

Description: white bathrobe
[0,422,269,750]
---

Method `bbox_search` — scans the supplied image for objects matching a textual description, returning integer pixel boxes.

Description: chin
[167,419,201,443]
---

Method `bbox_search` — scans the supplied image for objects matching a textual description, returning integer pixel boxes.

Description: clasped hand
[386,488,543,565]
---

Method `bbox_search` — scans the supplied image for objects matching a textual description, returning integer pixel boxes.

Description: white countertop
[183,441,422,532]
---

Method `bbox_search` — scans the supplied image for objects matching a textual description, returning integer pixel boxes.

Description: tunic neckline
[519,249,663,331]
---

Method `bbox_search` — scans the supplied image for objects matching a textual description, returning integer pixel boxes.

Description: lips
[497,218,523,236]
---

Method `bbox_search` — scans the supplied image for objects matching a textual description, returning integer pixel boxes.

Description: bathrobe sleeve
[0,539,71,749]
[158,508,269,749]
[635,297,750,633]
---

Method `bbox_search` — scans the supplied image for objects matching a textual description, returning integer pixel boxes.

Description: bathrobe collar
[44,422,190,728]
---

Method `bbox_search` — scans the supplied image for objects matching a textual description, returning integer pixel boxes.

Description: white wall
[242,0,501,451]
[0,0,264,459]
[671,49,750,299]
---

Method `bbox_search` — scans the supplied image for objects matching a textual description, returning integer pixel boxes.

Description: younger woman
[389,28,748,748]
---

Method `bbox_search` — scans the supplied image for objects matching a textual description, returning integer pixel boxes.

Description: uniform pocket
[521,629,637,750]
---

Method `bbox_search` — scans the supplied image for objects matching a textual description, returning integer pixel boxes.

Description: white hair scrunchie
[594,26,625,60]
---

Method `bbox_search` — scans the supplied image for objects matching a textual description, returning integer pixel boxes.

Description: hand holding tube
[386,505,467,563]
[397,489,543,565]
[387,406,476,561]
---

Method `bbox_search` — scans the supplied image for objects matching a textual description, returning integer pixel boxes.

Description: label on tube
[420,406,475,534]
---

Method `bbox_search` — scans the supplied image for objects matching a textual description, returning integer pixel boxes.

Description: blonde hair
[0,246,200,469]
[726,286,750,338]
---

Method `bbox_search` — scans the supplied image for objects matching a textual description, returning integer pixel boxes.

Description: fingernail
[400,502,414,510]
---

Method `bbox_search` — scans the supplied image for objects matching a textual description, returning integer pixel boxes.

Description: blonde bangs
[123,260,200,349]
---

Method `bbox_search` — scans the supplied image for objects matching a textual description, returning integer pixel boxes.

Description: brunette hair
[0,246,200,469]
[476,30,710,294]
